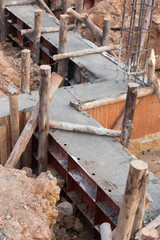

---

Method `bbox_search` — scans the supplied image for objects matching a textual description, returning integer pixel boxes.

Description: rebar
[118,0,155,82]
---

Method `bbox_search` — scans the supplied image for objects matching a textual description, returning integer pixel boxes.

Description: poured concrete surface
[7,4,126,83]
[49,84,160,223]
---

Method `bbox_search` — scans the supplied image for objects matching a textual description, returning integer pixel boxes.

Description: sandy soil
[130,132,160,178]
[0,167,60,240]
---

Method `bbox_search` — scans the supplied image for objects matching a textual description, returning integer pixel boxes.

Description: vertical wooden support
[113,100,139,130]
[23,109,32,167]
[21,49,31,93]
[75,0,83,33]
[0,0,5,42]
[62,0,69,14]
[114,160,148,240]
[148,49,155,87]
[131,170,149,238]
[38,65,50,174]
[0,123,8,166]
[33,9,42,64]
[9,94,19,150]
[57,14,69,84]
[102,18,110,46]
[120,83,139,148]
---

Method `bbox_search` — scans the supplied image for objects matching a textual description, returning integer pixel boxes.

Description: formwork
[1,0,160,236]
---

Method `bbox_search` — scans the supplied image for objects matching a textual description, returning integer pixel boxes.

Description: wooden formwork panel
[88,93,160,139]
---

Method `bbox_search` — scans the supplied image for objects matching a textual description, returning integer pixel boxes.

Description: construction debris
[1,0,160,239]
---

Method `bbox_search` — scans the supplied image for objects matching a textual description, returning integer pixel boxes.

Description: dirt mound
[0,166,60,240]
[81,0,122,45]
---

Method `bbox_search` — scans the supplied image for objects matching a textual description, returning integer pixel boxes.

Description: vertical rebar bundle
[118,0,154,82]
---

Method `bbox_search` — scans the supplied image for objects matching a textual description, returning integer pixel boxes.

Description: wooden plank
[49,120,121,137]
[53,45,118,61]
[70,87,155,111]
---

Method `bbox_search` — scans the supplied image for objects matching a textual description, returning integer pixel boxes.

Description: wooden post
[9,94,19,149]
[148,49,155,86]
[102,18,110,46]
[75,0,83,33]
[0,0,5,42]
[81,13,102,44]
[49,120,121,137]
[5,72,63,169]
[114,160,148,240]
[53,45,118,61]
[100,223,112,240]
[21,49,30,93]
[0,123,8,166]
[33,9,42,64]
[21,24,75,36]
[113,100,139,130]
[67,7,82,22]
[37,0,59,23]
[136,215,160,239]
[120,83,139,148]
[38,65,51,174]
[23,109,32,167]
[62,0,69,14]
[141,228,159,240]
[131,170,149,238]
[57,14,69,83]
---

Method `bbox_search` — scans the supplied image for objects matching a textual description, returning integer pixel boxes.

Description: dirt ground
[82,0,160,78]
[0,0,160,239]
[130,133,160,179]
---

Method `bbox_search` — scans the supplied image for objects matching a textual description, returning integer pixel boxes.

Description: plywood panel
[88,93,160,139]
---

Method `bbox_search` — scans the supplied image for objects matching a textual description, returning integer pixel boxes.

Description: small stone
[57,201,73,222]
[21,167,33,178]
[142,151,145,155]
[72,235,78,239]
[73,218,84,233]
[5,215,11,220]
[59,215,75,229]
